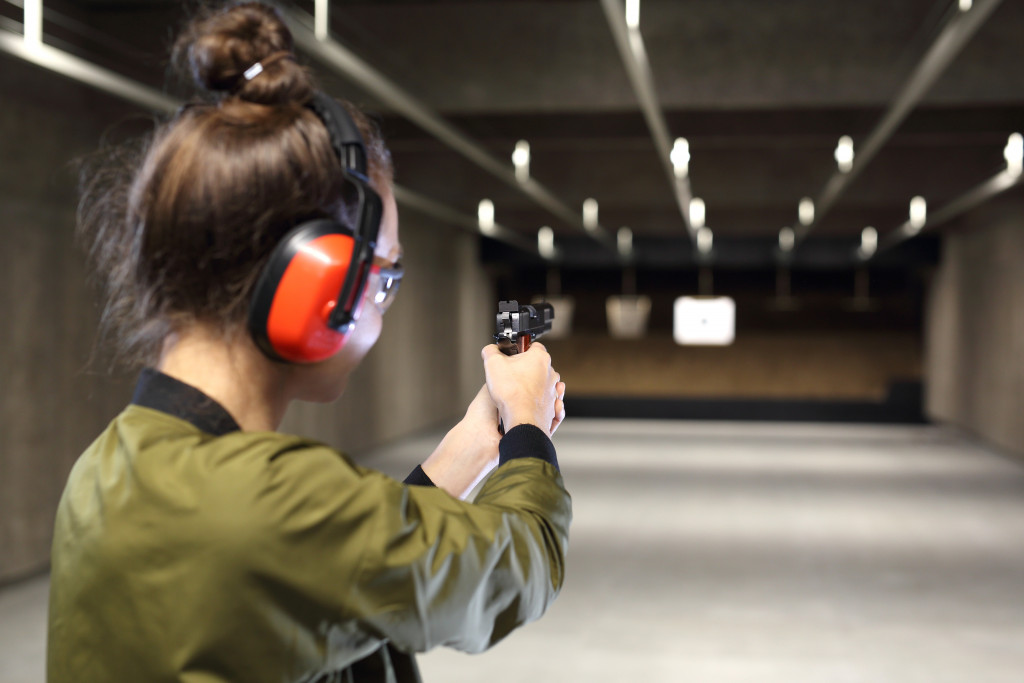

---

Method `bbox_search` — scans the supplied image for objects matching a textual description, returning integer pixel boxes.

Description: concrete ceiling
[3,0,1022,267]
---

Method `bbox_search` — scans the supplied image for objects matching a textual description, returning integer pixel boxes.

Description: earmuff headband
[246,91,385,363]
[306,92,383,333]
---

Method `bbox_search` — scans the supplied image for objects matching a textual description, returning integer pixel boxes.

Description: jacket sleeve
[244,429,572,655]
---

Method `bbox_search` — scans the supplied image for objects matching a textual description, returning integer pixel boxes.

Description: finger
[481,344,502,361]
[555,381,566,400]
[550,398,566,435]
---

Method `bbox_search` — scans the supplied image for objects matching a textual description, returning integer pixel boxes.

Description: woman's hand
[482,343,566,438]
[420,344,566,499]
[421,385,502,499]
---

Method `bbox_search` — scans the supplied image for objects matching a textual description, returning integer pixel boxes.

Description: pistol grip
[497,337,517,356]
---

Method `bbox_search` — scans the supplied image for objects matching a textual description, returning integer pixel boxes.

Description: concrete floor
[4,420,1024,682]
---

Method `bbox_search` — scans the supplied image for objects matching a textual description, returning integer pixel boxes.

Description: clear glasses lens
[372,265,402,313]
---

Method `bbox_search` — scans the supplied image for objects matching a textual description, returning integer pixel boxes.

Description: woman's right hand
[481,343,566,438]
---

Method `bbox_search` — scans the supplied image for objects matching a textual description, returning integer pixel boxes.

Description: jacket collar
[131,368,242,436]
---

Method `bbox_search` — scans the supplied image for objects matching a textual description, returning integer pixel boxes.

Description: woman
[47,3,570,682]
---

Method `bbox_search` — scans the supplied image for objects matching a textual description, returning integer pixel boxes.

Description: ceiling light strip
[0,29,177,113]
[286,7,616,251]
[872,167,1022,257]
[0,28,538,257]
[793,0,1004,247]
[392,186,539,254]
[600,0,695,241]
[23,0,42,47]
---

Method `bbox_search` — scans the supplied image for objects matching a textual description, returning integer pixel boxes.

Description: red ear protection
[247,92,383,363]
[248,220,359,363]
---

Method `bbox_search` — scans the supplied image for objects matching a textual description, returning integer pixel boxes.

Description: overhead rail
[871,157,1023,258]
[0,26,177,113]
[0,6,540,256]
[600,0,696,243]
[392,185,537,252]
[285,4,617,252]
[790,0,1004,249]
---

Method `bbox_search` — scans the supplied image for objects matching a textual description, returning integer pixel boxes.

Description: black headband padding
[247,91,383,363]
[307,91,369,178]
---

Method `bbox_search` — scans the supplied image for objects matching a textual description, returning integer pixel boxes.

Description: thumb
[481,344,502,361]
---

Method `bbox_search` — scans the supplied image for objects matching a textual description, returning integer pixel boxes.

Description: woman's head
[81,1,393,369]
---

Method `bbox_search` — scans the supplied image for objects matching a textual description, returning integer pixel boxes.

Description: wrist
[498,424,559,471]
[502,417,546,437]
[497,399,541,432]
[422,419,500,498]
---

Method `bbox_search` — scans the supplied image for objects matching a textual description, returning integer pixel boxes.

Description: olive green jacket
[47,370,571,682]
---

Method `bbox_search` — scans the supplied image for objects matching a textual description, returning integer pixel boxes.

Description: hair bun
[174,2,313,105]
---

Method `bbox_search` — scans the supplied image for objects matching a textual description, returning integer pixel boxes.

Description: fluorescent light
[909,196,927,231]
[617,227,633,257]
[779,227,795,253]
[314,0,330,40]
[689,197,705,229]
[798,197,814,226]
[582,198,599,231]
[625,0,640,29]
[478,199,495,234]
[1005,133,1023,178]
[24,0,42,47]
[538,226,555,259]
[671,137,690,178]
[512,140,530,182]
[835,135,854,173]
[959,0,973,11]
[697,226,713,255]
[860,226,878,258]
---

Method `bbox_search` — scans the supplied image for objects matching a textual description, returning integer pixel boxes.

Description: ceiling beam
[873,167,1022,257]
[392,185,538,254]
[600,0,695,243]
[793,0,1004,248]
[0,28,178,113]
[284,5,617,252]
[0,23,540,257]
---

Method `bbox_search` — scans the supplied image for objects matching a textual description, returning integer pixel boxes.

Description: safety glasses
[368,261,403,314]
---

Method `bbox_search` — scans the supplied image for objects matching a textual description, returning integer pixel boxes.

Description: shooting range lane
[366,419,1024,682]
[2,419,1024,682]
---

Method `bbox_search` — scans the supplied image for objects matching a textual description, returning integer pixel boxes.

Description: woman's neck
[157,324,291,432]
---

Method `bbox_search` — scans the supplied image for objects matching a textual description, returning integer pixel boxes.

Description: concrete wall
[0,56,491,584]
[925,194,1024,457]
[0,58,140,584]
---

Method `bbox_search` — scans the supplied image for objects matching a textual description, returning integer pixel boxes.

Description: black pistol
[494,300,555,434]
[495,300,555,356]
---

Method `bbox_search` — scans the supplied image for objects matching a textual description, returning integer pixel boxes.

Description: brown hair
[79,1,393,367]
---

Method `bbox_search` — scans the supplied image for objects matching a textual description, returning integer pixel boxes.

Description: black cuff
[498,424,559,471]
[403,465,436,487]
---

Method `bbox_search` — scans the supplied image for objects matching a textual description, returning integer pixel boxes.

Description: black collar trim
[131,368,242,436]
